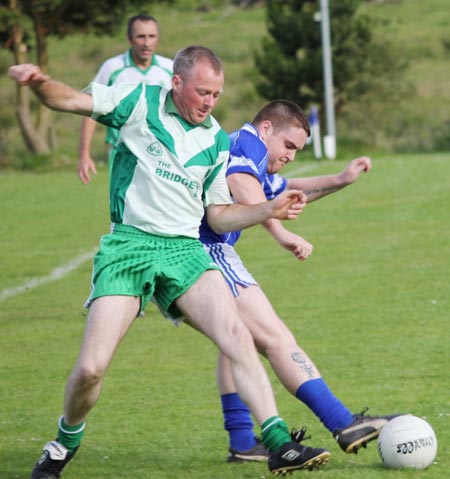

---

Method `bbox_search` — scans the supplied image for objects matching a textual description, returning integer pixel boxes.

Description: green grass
[1,153,449,478]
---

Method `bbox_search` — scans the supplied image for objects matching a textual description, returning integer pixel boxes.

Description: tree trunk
[33,11,52,145]
[10,0,51,154]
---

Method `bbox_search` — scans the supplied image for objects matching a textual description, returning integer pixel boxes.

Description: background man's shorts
[86,224,221,320]
[203,242,258,297]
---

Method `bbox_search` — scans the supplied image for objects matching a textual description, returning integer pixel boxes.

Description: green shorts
[86,224,221,321]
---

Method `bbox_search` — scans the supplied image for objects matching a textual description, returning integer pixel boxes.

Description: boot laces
[290,426,311,444]
[353,406,370,419]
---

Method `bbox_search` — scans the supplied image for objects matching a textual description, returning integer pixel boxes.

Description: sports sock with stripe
[57,416,86,453]
[261,416,291,452]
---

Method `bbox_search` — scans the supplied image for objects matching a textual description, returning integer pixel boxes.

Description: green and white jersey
[94,50,173,146]
[88,82,232,238]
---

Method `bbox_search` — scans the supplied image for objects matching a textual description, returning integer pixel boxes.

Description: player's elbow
[208,219,227,235]
[205,205,229,234]
[213,225,229,234]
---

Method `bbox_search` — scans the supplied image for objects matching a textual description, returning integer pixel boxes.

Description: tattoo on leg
[291,352,305,364]
[291,352,315,378]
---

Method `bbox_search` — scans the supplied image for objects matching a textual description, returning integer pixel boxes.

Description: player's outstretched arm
[206,189,307,235]
[286,156,372,203]
[8,64,93,116]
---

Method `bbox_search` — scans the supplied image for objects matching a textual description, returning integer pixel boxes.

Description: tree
[254,0,409,135]
[0,0,170,154]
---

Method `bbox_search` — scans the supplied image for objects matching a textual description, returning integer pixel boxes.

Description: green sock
[57,416,86,453]
[261,416,291,452]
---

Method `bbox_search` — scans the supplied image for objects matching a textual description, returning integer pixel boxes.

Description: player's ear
[259,120,273,140]
[172,74,182,92]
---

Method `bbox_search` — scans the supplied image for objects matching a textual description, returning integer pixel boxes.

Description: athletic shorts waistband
[111,223,192,242]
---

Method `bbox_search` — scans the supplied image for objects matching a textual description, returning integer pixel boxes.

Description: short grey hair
[173,45,223,79]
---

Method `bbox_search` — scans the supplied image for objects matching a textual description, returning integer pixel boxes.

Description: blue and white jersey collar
[241,122,262,140]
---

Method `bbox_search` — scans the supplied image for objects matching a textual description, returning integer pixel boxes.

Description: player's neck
[132,53,153,70]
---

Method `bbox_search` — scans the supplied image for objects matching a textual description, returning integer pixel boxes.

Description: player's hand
[291,236,313,261]
[278,231,313,261]
[270,190,307,220]
[78,153,98,184]
[8,64,50,86]
[339,156,372,185]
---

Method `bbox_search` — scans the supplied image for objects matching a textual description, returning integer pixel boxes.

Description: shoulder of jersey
[155,54,174,70]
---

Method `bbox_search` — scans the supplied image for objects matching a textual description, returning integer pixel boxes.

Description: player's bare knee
[225,319,255,354]
[254,326,297,354]
[72,362,106,388]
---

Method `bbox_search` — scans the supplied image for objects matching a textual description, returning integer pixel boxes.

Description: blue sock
[221,393,257,451]
[296,378,354,433]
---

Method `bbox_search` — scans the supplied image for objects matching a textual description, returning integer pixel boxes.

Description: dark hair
[173,45,223,79]
[253,100,310,137]
[127,14,158,40]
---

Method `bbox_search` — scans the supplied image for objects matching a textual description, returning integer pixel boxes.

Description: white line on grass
[0,249,96,303]
[0,162,327,303]
[284,161,324,178]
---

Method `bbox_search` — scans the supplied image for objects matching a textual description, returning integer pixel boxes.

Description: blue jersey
[263,173,287,200]
[199,122,287,246]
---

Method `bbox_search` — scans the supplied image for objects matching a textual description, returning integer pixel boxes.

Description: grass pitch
[0,153,449,478]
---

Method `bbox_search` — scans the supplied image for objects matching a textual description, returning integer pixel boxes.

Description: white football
[378,415,437,469]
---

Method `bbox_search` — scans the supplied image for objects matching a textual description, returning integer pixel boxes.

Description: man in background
[78,14,173,184]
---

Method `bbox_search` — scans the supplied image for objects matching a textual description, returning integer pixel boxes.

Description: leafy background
[1,0,450,169]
